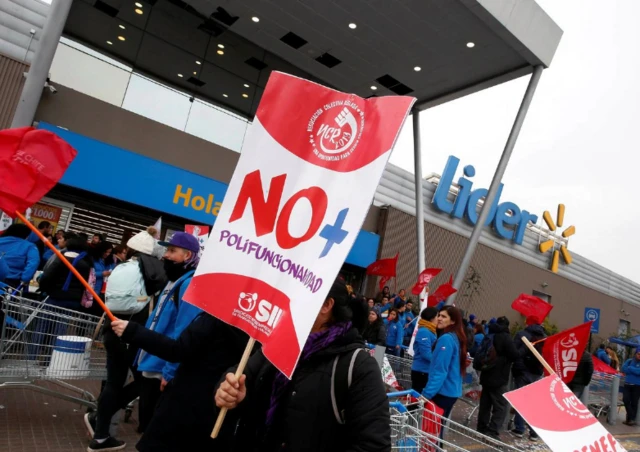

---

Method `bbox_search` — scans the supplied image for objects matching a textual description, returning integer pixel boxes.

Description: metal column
[11,0,73,128]
[447,65,544,305]
[413,109,426,275]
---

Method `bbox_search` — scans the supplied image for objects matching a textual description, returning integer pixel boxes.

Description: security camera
[44,78,57,94]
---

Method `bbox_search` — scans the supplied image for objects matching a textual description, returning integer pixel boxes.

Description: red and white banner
[185,224,210,257]
[542,321,592,383]
[184,72,414,377]
[504,375,626,452]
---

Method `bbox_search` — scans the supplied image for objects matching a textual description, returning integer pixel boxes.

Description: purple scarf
[265,321,352,426]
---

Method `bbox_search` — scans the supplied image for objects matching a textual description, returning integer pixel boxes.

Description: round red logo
[308,101,364,161]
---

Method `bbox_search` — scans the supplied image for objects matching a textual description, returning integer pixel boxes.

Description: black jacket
[121,313,249,452]
[362,319,387,346]
[478,323,520,388]
[569,351,594,389]
[136,253,167,296]
[39,251,93,303]
[225,327,390,452]
[512,324,547,377]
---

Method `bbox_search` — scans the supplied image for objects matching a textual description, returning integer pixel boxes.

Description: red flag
[411,268,442,295]
[593,355,619,375]
[427,279,457,307]
[379,275,392,292]
[366,253,398,277]
[511,293,553,324]
[541,322,592,383]
[0,127,77,217]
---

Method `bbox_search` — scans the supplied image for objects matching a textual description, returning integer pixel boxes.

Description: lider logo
[538,204,576,273]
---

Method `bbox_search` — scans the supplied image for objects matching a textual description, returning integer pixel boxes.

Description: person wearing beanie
[468,314,477,328]
[411,307,438,393]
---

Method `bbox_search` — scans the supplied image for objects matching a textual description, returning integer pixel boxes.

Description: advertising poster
[17,202,63,232]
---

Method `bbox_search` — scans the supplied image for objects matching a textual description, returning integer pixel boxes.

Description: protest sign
[184,72,415,379]
[185,225,210,257]
[541,321,592,383]
[504,374,626,452]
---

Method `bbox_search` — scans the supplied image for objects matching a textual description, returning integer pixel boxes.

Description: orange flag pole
[16,211,116,322]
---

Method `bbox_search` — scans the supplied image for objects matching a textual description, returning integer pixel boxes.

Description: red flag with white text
[511,293,553,324]
[541,322,592,383]
[411,268,442,295]
[366,253,398,277]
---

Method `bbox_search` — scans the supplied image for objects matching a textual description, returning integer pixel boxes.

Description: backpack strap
[331,348,365,425]
[170,270,196,309]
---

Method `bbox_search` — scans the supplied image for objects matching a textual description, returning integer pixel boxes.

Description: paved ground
[2,380,640,451]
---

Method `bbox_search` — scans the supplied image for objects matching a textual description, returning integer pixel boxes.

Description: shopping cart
[587,371,624,418]
[388,389,525,452]
[458,361,481,426]
[0,287,107,409]
[386,351,414,390]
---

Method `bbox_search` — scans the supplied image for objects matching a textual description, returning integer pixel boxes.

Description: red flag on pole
[541,322,592,383]
[379,275,392,292]
[427,278,457,307]
[411,268,442,295]
[0,127,77,217]
[592,355,619,375]
[366,253,398,277]
[511,293,553,324]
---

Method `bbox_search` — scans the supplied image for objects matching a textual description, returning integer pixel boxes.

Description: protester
[362,309,386,346]
[215,278,390,452]
[422,306,467,437]
[622,350,640,426]
[367,298,375,309]
[402,301,416,345]
[384,309,403,356]
[411,307,438,393]
[379,296,391,318]
[42,229,68,264]
[376,285,391,304]
[0,224,40,288]
[27,220,53,263]
[93,242,115,296]
[0,255,8,284]
[87,226,167,451]
[393,289,407,306]
[607,346,620,371]
[112,245,127,266]
[475,316,519,440]
[510,316,546,441]
[595,344,612,366]
[470,324,485,358]
[468,314,477,328]
[568,351,594,399]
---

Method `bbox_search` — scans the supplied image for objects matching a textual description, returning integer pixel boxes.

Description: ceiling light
[135,2,143,7]
[242,93,249,98]
[414,66,421,72]
[466,42,475,48]
[193,71,197,75]
[243,83,249,88]
[106,41,113,45]
[348,23,357,29]
[119,25,126,29]
[217,50,224,55]
[195,60,201,65]
[177,73,183,78]
[218,44,224,49]
[223,94,228,98]
[118,36,126,41]
[135,8,143,14]
[251,16,260,23]
[370,85,377,90]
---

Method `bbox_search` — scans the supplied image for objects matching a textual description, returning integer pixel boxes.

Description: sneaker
[509,429,525,438]
[84,412,96,437]
[529,435,540,442]
[623,420,637,426]
[87,437,126,451]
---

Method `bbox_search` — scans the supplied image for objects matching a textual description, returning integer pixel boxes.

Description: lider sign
[433,155,538,245]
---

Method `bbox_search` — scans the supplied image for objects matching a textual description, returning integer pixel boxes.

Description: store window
[532,290,551,303]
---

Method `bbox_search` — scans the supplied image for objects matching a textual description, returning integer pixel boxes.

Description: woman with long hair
[362,309,386,346]
[384,309,403,356]
[422,306,467,423]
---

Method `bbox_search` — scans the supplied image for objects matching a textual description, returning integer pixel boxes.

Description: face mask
[163,258,188,282]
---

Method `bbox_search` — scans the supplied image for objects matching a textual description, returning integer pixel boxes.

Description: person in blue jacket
[411,307,438,393]
[596,344,612,366]
[92,242,115,296]
[384,309,404,356]
[0,253,8,284]
[622,349,640,426]
[423,306,467,436]
[0,224,39,288]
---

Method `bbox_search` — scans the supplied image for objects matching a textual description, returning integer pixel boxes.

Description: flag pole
[15,211,116,322]
[211,338,256,438]
[521,336,555,375]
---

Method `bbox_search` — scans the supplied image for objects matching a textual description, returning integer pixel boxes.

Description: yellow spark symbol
[539,204,576,273]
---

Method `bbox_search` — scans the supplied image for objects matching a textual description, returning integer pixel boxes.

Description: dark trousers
[477,384,508,435]
[95,327,143,439]
[431,394,458,440]
[513,373,540,438]
[138,376,162,433]
[411,370,429,394]
[624,384,640,422]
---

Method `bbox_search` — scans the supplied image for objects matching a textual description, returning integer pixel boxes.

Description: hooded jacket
[512,324,547,377]
[39,251,93,303]
[0,236,39,283]
[223,327,390,452]
[478,323,520,388]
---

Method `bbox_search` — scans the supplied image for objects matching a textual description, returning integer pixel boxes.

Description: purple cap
[158,232,200,254]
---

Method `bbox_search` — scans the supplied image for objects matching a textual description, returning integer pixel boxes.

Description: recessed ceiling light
[177,73,183,78]
[348,23,357,29]
[466,42,475,48]
[223,94,228,98]
[118,36,126,41]
[135,2,143,7]
[119,25,126,29]
[217,50,224,55]
[195,60,201,65]
[414,66,421,72]
[242,93,249,98]
[135,8,143,14]
[243,83,249,88]
[370,85,377,90]
[106,41,113,45]
[251,16,260,23]
[218,44,224,49]
[193,71,197,75]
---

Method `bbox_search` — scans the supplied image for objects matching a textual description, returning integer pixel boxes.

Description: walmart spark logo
[538,204,576,273]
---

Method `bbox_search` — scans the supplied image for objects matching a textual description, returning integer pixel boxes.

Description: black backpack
[331,348,366,424]
[473,334,497,371]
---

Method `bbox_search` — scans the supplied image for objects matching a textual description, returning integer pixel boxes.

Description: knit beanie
[127,226,157,255]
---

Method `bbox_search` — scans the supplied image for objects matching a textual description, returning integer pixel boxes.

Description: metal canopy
[58,0,561,118]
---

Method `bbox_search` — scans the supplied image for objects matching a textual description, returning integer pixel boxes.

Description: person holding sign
[214,278,390,452]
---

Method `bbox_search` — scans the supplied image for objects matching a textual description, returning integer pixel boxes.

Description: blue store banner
[39,123,379,267]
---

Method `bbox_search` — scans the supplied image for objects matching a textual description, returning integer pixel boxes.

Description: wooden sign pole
[521,336,555,375]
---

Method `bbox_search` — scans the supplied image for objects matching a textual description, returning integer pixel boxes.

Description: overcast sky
[388,0,640,284]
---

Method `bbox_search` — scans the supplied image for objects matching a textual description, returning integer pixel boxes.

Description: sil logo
[538,203,576,273]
